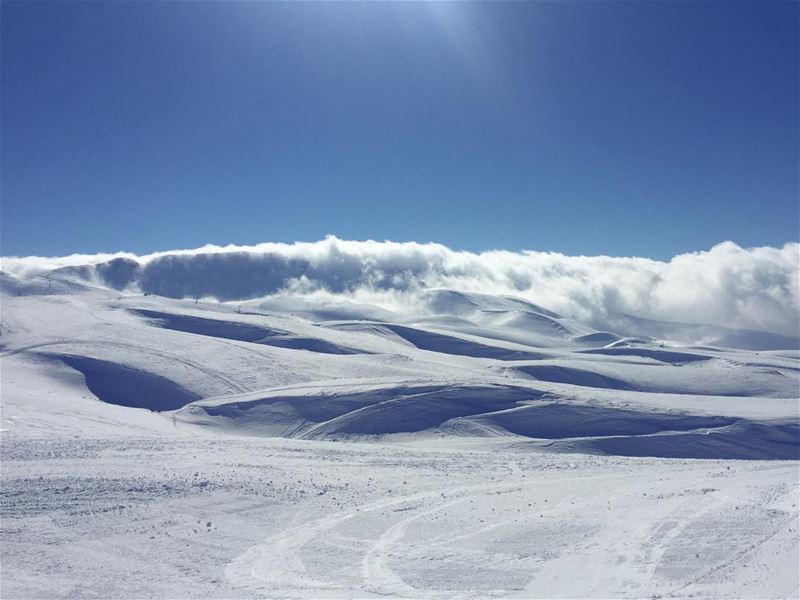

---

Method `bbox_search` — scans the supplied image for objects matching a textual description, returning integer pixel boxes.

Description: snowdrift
[1,258,798,460]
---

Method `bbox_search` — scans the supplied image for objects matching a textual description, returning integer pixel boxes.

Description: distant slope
[604,313,800,351]
[132,309,364,354]
[378,324,549,361]
[1,274,797,460]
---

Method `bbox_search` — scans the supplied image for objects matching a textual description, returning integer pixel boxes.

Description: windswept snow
[1,261,798,598]
[3,237,798,339]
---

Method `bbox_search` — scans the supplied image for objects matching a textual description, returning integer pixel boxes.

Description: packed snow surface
[1,258,798,598]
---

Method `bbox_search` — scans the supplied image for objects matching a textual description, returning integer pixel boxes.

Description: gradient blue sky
[2,1,798,259]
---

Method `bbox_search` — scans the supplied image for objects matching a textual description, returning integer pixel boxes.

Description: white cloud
[2,236,798,336]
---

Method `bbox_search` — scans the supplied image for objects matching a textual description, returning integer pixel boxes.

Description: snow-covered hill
[2,276,797,457]
[1,252,798,598]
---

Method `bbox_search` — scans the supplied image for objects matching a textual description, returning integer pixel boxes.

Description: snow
[1,265,798,598]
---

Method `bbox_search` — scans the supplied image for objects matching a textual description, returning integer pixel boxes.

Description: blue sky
[2,1,797,259]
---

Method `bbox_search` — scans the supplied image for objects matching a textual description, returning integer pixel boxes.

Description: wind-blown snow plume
[2,237,798,335]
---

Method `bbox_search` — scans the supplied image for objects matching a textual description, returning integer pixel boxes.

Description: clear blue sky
[2,1,798,259]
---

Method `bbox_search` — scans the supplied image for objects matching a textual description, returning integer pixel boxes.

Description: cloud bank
[2,237,798,336]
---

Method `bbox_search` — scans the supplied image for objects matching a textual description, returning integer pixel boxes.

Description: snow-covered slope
[2,277,797,458]
[1,265,798,598]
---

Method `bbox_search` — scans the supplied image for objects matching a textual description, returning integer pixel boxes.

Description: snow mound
[580,347,713,364]
[175,384,799,459]
[572,331,621,345]
[422,289,562,319]
[132,309,363,354]
[507,364,632,390]
[536,418,800,460]
[174,382,544,438]
[55,354,201,411]
[379,324,548,361]
[461,402,736,439]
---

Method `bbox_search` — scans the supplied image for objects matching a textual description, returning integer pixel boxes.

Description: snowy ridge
[3,237,798,341]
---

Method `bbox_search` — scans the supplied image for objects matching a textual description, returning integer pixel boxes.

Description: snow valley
[1,239,798,599]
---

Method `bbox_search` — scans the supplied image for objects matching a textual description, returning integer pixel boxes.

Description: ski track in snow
[226,462,798,599]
